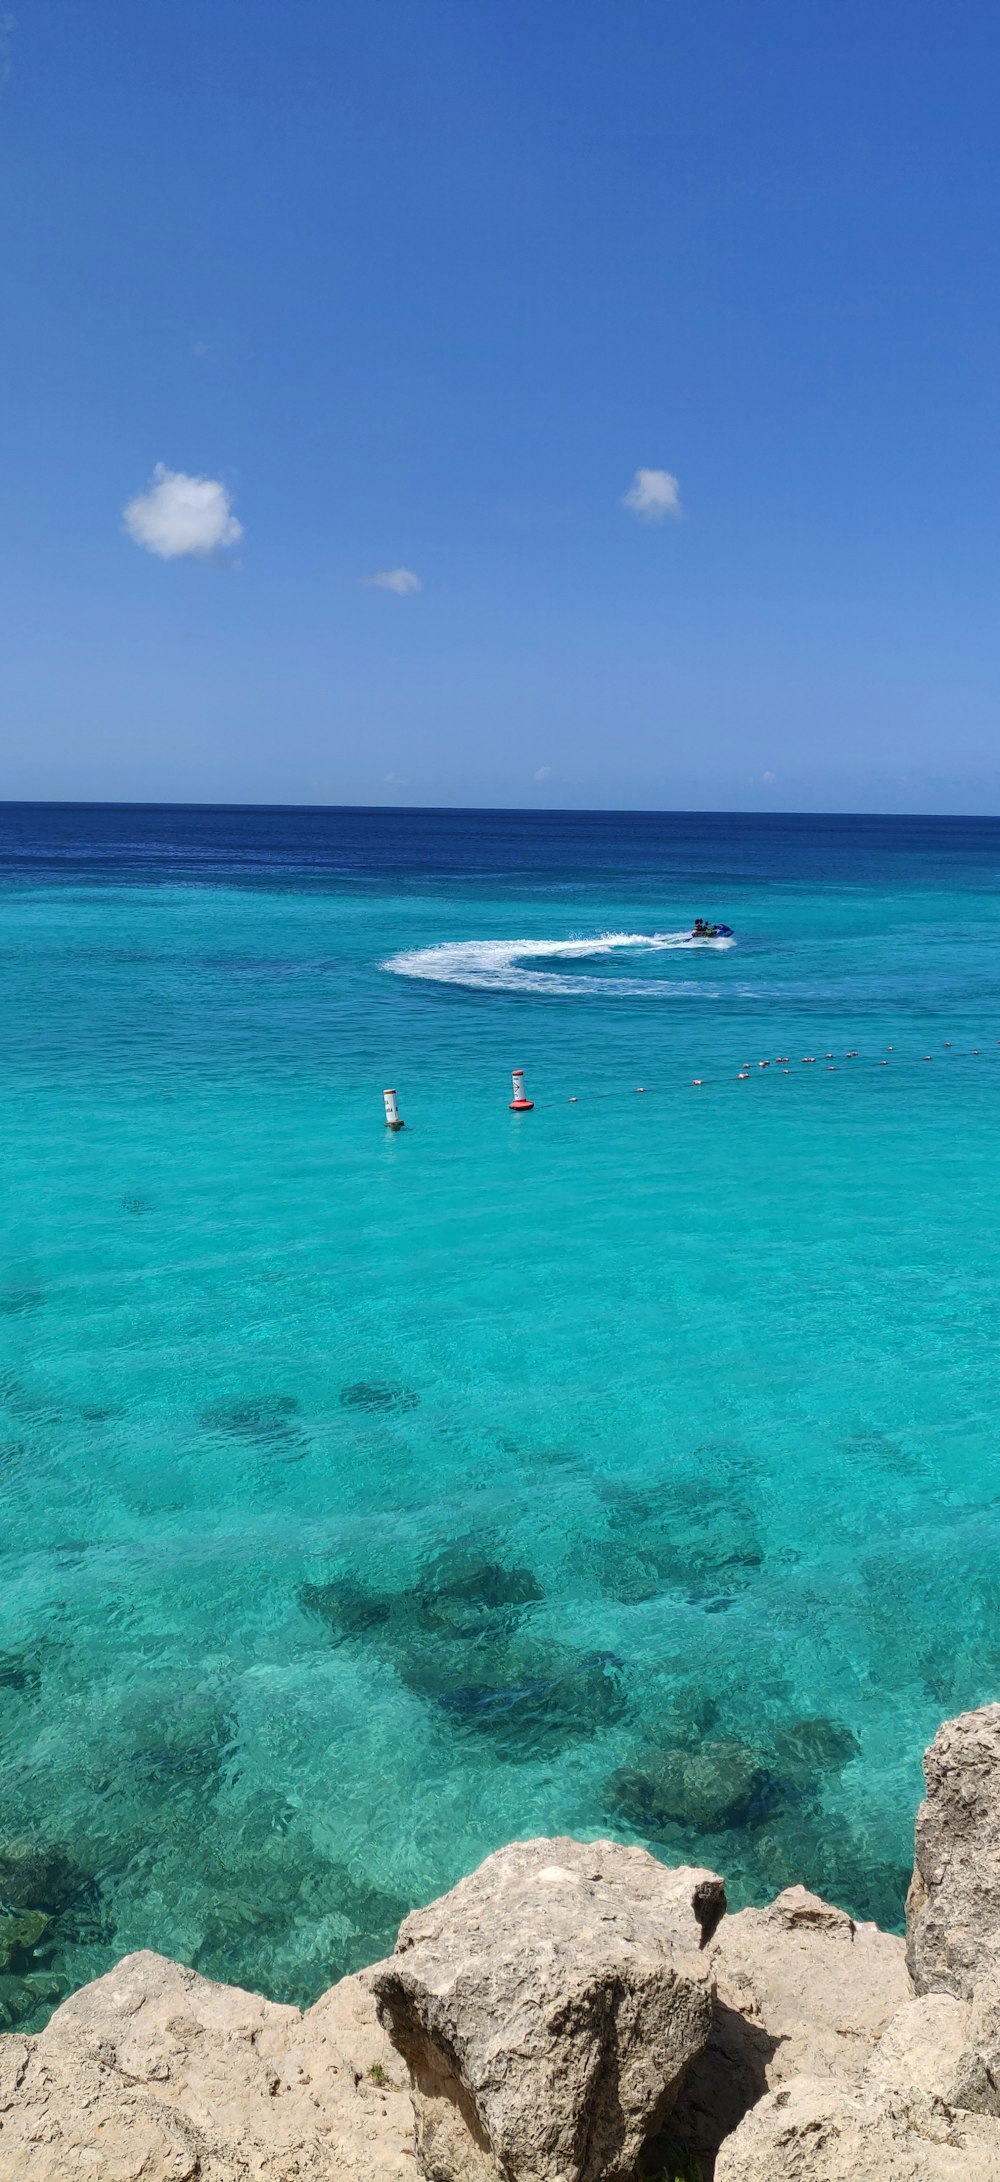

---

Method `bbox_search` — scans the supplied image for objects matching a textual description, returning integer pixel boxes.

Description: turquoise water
[3,803,1000,2026]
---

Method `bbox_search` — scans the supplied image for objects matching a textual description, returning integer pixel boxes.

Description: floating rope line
[384,1042,1000,1127]
[557,1041,1000,1103]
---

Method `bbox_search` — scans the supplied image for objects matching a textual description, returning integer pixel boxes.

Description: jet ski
[689,921,734,940]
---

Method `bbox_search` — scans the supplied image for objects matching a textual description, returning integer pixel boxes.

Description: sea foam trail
[383,929,733,996]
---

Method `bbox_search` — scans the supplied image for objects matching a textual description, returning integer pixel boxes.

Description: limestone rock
[872,1992,972,2103]
[908,1704,1000,1999]
[947,1965,1000,2115]
[371,1835,725,2182]
[0,1948,414,2180]
[714,2072,1000,2180]
[670,1884,912,2167]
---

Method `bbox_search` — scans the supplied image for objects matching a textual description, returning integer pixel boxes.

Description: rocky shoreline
[5,1704,1000,2178]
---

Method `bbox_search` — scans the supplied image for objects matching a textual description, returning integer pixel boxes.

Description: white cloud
[535,766,553,781]
[123,464,243,560]
[365,568,422,595]
[621,467,682,522]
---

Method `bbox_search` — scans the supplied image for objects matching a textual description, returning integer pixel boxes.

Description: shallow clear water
[3,802,1000,2025]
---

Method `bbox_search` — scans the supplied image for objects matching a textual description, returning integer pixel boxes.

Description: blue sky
[3,1,1000,811]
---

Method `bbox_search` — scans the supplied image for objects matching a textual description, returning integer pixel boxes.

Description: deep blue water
[2,800,1000,2027]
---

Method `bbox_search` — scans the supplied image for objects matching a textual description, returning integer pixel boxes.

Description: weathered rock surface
[874,1991,972,2103]
[371,1835,725,2182]
[908,1703,1000,1999]
[712,1906,1000,2177]
[670,1884,912,2168]
[945,1965,1000,2115]
[0,1948,414,2180]
[714,2074,1000,2181]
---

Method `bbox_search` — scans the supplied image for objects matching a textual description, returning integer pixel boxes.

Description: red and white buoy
[509,1068,534,1112]
[383,1088,404,1131]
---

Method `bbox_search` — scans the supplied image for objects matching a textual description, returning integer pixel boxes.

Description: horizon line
[2,797,1000,823]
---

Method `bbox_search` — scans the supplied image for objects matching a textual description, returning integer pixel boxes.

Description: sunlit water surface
[2,802,1000,2025]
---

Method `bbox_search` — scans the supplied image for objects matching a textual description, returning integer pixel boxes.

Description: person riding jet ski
[691,917,733,938]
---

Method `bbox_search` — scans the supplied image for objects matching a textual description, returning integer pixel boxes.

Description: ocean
[2,800,1000,2025]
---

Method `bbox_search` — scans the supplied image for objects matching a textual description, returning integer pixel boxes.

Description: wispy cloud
[621,467,682,522]
[365,568,422,595]
[123,465,243,560]
[535,766,553,781]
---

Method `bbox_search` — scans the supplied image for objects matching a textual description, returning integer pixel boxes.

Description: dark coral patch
[300,1545,543,1651]
[599,1482,763,1601]
[300,1577,395,1641]
[298,1546,624,1757]
[411,1549,543,1637]
[339,1382,420,1415]
[433,1644,627,1755]
[0,1289,45,1317]
[201,1395,307,1460]
[127,1706,238,1797]
[0,1652,42,1697]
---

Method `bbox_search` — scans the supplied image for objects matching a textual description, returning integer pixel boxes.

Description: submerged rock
[301,1546,542,1650]
[412,1547,543,1632]
[301,1574,396,1639]
[588,1542,663,1604]
[0,1972,64,2033]
[609,1742,787,1835]
[372,1836,725,2182]
[602,1485,764,1597]
[299,1546,605,1755]
[769,1716,861,1782]
[0,1913,49,1976]
[425,1641,627,1754]
[0,1840,89,1919]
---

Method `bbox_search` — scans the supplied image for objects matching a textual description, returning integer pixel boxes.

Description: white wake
[383,929,733,996]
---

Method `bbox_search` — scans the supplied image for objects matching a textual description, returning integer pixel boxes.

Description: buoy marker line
[382,1043,1000,1127]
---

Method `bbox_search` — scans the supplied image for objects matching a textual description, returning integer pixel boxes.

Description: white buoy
[509,1068,534,1112]
[383,1088,404,1131]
